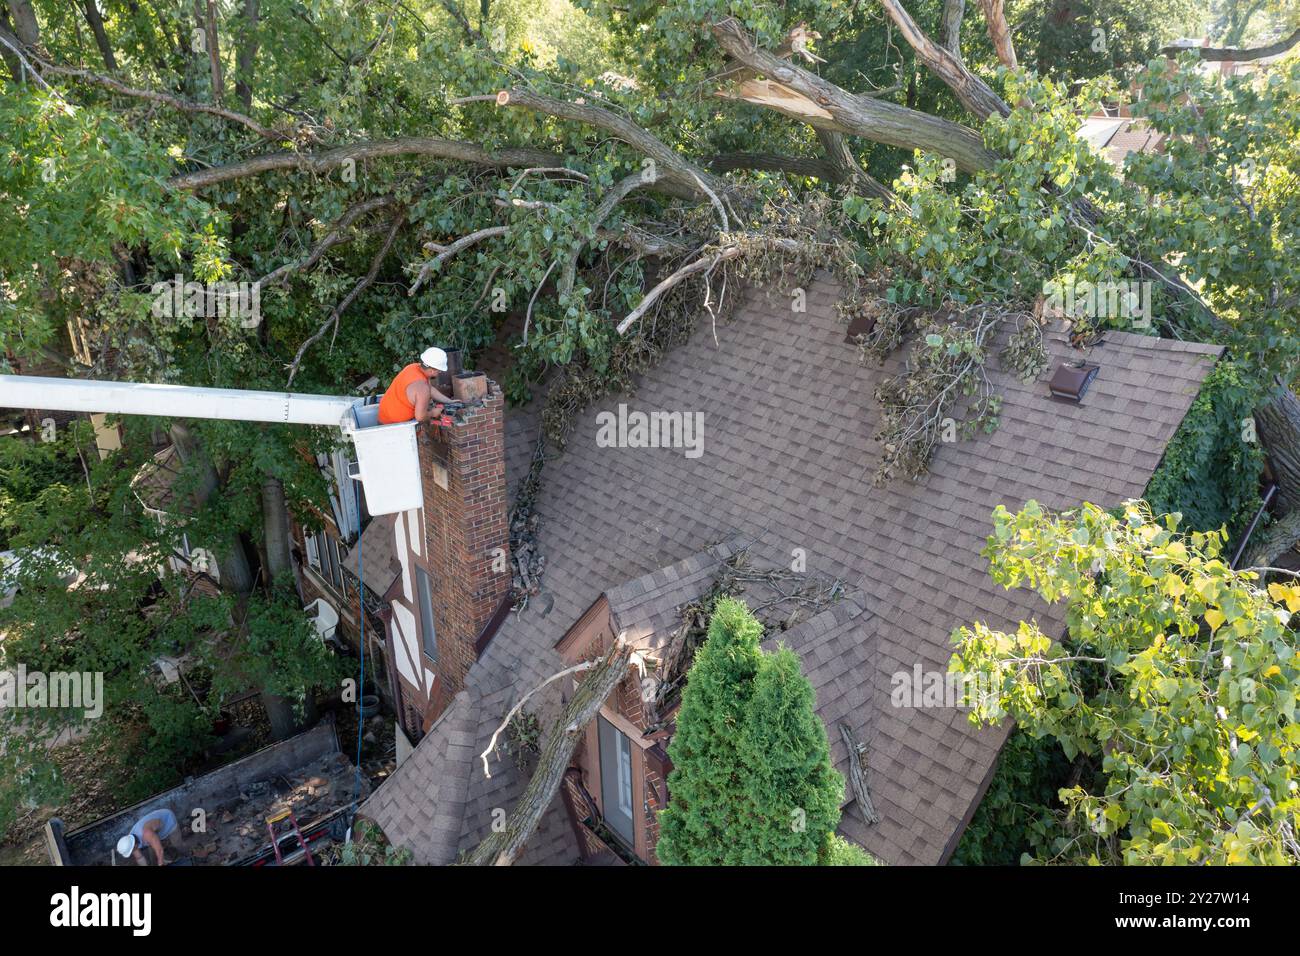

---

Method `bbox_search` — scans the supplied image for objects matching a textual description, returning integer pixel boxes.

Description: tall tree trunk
[261,474,291,581]
[168,421,254,593]
[0,8,22,80]
[170,423,309,739]
[201,0,222,101]
[234,0,257,111]
[80,0,117,70]
[1241,385,1300,567]
[264,693,314,740]
[5,0,39,46]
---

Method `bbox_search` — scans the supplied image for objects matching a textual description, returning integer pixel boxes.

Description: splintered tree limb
[1162,28,1300,62]
[976,0,1017,70]
[873,0,1009,120]
[169,137,563,190]
[710,17,998,174]
[839,722,880,826]
[257,194,400,288]
[464,640,635,866]
[408,225,509,295]
[285,209,406,385]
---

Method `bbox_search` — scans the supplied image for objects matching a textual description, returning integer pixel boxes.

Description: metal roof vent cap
[1047,361,1100,402]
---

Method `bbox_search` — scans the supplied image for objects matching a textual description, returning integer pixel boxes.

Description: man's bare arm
[412,382,431,423]
[143,827,167,865]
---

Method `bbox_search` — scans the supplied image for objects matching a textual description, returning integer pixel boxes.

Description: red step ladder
[265,809,315,866]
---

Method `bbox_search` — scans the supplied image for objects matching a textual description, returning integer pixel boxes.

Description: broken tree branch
[709,150,844,181]
[558,169,659,299]
[453,88,726,202]
[479,658,599,779]
[408,225,509,295]
[815,129,898,202]
[615,235,815,335]
[464,639,634,865]
[839,722,880,826]
[257,194,400,288]
[1162,27,1300,62]
[872,0,1009,120]
[33,56,289,141]
[617,248,734,335]
[169,136,562,190]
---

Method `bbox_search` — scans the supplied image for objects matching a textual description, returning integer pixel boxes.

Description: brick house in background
[358,273,1221,865]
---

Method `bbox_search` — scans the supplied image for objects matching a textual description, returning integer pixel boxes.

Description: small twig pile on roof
[509,431,547,609]
[869,301,1043,486]
[645,548,845,734]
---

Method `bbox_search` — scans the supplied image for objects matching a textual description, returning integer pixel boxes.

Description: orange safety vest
[378,363,429,424]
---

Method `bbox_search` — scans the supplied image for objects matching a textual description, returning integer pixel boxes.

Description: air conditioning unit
[304,598,342,648]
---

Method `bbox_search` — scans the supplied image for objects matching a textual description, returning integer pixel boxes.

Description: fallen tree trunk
[1243,509,1300,572]
[462,639,634,865]
[1256,385,1300,517]
[711,17,999,174]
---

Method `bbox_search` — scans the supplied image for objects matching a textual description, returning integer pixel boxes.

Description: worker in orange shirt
[378,347,456,425]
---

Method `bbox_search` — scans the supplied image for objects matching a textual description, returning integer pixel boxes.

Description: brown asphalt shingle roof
[357,512,401,598]
[363,273,1221,865]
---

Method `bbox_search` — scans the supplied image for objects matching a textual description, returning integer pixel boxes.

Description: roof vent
[1047,361,1100,403]
[844,311,877,344]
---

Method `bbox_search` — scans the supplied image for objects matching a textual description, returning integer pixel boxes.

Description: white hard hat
[420,347,448,371]
[117,834,136,857]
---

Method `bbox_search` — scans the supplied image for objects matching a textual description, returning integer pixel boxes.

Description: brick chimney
[418,379,511,721]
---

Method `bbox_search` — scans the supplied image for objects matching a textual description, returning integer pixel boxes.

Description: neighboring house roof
[1079,115,1164,165]
[363,273,1221,865]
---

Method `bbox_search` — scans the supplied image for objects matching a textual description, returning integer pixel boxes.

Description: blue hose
[351,479,366,810]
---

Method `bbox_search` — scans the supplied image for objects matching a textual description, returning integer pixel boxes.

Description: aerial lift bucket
[344,404,423,517]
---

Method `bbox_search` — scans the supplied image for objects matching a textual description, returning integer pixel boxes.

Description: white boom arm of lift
[0,375,423,516]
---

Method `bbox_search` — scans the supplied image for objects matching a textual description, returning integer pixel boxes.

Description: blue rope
[350,478,366,811]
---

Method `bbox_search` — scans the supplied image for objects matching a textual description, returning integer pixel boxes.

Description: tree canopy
[2,0,1300,859]
[953,500,1300,864]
